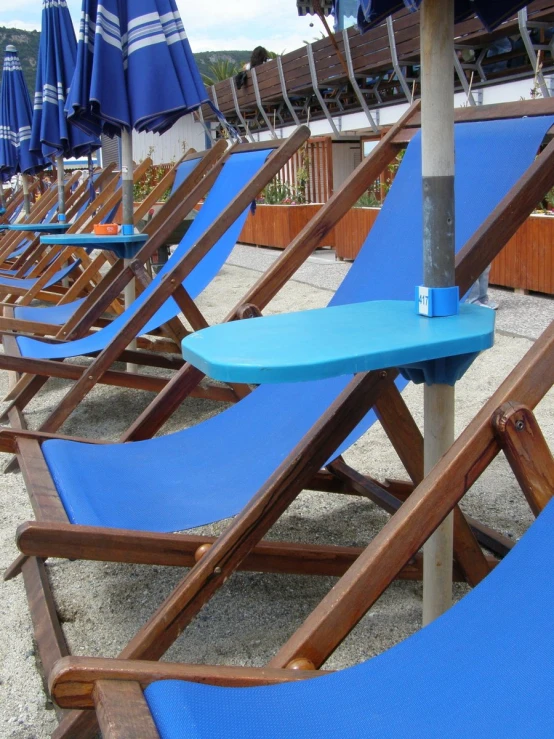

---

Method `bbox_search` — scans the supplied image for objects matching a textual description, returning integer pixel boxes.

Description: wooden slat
[16,519,489,582]
[493,402,554,516]
[21,558,70,677]
[94,681,160,739]
[51,657,322,710]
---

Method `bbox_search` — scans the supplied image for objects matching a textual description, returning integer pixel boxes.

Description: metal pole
[56,155,66,222]
[0,180,5,210]
[421,0,455,626]
[21,173,31,215]
[342,29,379,133]
[120,129,134,233]
[120,128,137,369]
[387,17,414,103]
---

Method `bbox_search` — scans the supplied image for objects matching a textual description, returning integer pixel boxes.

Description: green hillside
[194,50,252,81]
[0,26,253,96]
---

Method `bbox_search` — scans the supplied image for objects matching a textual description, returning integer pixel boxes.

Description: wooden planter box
[333,207,380,260]
[240,204,331,249]
[239,204,554,296]
[489,213,554,295]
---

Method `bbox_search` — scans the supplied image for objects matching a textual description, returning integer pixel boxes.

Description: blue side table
[40,232,148,260]
[41,233,149,317]
[8,223,72,234]
[181,301,495,385]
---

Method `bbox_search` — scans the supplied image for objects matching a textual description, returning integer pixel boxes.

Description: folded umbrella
[0,46,49,214]
[65,0,216,236]
[30,0,101,220]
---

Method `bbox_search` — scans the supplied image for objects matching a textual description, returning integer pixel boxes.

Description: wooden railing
[274,137,333,203]
[203,1,554,133]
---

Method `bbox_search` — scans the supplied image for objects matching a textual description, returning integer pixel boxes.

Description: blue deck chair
[0,172,103,280]
[0,164,161,314]
[8,156,202,329]
[0,200,23,229]
[0,141,305,426]
[49,492,554,737]
[7,115,554,739]
[34,115,554,529]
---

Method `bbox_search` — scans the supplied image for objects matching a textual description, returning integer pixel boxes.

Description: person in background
[235,47,271,89]
[466,265,498,310]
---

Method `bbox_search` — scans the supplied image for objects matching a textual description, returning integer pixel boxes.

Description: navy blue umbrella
[65,0,212,234]
[357,0,531,31]
[354,0,535,623]
[30,1,101,222]
[0,46,49,214]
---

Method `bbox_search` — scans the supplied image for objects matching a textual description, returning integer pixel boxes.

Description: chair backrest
[142,493,554,736]
[16,147,276,359]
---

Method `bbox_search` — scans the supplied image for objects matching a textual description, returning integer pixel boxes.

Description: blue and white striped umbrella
[357,0,532,31]
[30,0,101,160]
[0,46,49,178]
[65,0,210,137]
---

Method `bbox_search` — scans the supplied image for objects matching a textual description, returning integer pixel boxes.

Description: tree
[202,60,242,87]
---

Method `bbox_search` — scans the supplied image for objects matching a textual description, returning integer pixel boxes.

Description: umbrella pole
[121,128,138,370]
[21,173,31,216]
[0,181,5,210]
[421,0,456,625]
[56,155,66,222]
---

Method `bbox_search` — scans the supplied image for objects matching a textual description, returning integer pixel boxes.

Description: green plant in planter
[354,191,381,208]
[294,142,310,204]
[133,162,174,202]
[259,177,297,204]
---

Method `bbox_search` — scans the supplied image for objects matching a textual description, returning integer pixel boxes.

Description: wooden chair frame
[0,165,115,272]
[0,129,312,435]
[0,172,83,264]
[3,101,554,738]
[0,143,226,333]
[45,360,554,738]
[0,161,157,306]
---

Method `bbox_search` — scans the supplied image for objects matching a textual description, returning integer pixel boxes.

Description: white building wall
[332,141,362,191]
[131,114,207,164]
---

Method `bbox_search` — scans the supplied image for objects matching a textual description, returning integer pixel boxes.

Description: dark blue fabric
[66,0,209,137]
[42,116,554,532]
[0,48,48,177]
[357,1,532,32]
[30,1,101,160]
[17,149,271,358]
[145,497,554,738]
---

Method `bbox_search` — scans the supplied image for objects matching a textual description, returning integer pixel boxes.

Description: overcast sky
[0,1,325,55]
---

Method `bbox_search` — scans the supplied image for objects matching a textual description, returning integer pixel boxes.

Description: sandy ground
[0,248,553,737]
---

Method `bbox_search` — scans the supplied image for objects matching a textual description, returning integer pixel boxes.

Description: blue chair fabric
[144,497,554,738]
[42,116,554,533]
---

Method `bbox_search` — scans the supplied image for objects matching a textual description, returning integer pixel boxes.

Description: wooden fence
[489,213,554,294]
[275,137,333,204]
